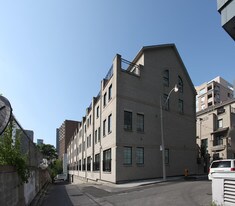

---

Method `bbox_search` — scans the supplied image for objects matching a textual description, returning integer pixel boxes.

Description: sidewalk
[73,175,208,193]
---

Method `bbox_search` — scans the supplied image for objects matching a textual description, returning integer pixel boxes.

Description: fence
[0,115,51,206]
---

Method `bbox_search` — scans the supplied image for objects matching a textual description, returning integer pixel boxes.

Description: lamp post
[160,84,178,181]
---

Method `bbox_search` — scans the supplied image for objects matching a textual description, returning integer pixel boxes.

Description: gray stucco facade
[67,44,198,183]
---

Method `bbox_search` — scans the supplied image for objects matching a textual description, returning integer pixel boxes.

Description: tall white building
[195,76,234,112]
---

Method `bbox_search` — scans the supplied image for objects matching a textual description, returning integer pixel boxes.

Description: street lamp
[160,84,178,181]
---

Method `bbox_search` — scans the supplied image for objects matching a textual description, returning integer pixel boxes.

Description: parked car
[54,174,67,181]
[208,159,235,180]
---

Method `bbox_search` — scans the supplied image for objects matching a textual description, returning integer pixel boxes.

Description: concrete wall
[0,166,50,206]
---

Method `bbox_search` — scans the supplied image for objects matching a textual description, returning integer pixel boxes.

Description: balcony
[212,144,225,152]
[121,58,141,76]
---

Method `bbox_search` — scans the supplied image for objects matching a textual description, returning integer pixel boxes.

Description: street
[41,178,212,206]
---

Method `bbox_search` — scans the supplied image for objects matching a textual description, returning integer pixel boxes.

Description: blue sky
[0,0,234,146]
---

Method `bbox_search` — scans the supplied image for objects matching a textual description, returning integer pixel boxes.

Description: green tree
[0,120,30,183]
[49,159,63,181]
[37,143,58,164]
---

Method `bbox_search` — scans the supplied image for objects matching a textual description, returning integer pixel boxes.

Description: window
[103,149,111,172]
[201,96,205,103]
[137,113,144,132]
[94,153,100,171]
[98,127,101,142]
[89,115,92,125]
[103,93,107,107]
[95,130,97,144]
[108,84,112,100]
[199,88,206,95]
[96,106,100,118]
[165,149,169,164]
[79,160,81,171]
[124,111,132,130]
[124,147,132,165]
[136,147,144,164]
[218,119,223,128]
[87,135,91,148]
[87,156,91,171]
[178,99,184,113]
[217,107,225,115]
[163,70,169,87]
[214,135,223,146]
[108,114,112,133]
[178,76,183,93]
[103,119,106,136]
[87,136,89,148]
[82,158,86,171]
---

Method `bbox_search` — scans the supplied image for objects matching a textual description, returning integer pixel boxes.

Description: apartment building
[196,99,235,171]
[195,76,234,112]
[217,0,235,40]
[57,120,80,159]
[67,44,197,184]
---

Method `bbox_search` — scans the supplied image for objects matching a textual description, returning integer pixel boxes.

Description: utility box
[212,172,235,205]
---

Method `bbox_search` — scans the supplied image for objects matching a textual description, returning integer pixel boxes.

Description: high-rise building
[67,44,198,183]
[195,76,234,112]
[57,120,80,159]
[217,0,235,40]
[37,139,44,146]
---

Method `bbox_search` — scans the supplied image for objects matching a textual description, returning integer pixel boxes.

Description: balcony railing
[105,65,113,80]
[121,58,140,76]
[212,144,225,152]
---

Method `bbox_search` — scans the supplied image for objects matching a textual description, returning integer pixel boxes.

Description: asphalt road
[41,179,212,206]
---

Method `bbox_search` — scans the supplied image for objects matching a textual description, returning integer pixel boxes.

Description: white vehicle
[54,174,67,181]
[208,159,235,180]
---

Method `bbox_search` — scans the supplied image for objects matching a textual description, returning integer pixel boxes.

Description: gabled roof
[131,44,196,95]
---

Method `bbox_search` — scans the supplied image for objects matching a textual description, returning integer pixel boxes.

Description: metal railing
[121,58,140,76]
[105,65,113,80]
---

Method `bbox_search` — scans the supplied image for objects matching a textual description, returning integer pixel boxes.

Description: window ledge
[103,171,111,174]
